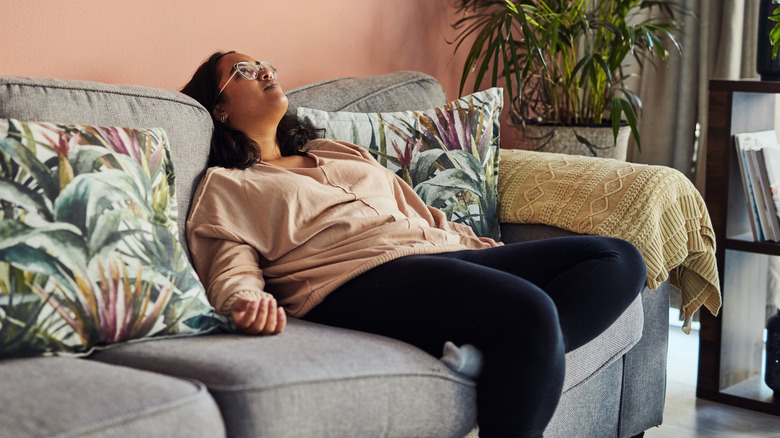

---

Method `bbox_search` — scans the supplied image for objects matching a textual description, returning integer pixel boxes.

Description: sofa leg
[630,433,645,438]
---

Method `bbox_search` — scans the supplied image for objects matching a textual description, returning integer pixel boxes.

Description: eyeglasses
[216,61,278,99]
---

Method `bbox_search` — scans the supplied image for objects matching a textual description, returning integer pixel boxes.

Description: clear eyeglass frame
[216,61,278,99]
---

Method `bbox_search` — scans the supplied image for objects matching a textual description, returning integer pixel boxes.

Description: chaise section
[0,357,225,438]
[500,223,667,437]
[89,318,478,438]
[562,294,643,394]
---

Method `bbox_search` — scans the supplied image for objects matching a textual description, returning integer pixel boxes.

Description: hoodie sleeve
[186,170,272,316]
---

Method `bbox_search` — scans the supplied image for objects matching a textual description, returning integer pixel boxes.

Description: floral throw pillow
[297,88,503,240]
[0,119,226,358]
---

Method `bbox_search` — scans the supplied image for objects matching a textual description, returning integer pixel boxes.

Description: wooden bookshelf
[699,79,780,415]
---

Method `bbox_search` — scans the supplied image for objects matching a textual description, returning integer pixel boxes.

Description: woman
[181,51,647,438]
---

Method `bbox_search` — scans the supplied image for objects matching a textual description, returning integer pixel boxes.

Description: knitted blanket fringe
[497,149,721,333]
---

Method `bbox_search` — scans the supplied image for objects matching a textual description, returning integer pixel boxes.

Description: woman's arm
[186,167,287,335]
[188,224,285,335]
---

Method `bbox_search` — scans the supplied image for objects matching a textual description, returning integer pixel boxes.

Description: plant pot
[510,123,631,161]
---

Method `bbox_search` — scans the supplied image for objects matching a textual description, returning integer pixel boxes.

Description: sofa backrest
[286,70,446,113]
[0,71,447,253]
[0,75,213,254]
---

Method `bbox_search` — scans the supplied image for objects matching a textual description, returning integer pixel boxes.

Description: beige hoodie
[186,139,498,317]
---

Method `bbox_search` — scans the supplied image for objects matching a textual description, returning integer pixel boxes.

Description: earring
[219,116,227,124]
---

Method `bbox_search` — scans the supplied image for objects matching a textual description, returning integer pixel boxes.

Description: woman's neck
[248,131,282,162]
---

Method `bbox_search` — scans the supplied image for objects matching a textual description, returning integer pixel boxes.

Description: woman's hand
[231,294,287,335]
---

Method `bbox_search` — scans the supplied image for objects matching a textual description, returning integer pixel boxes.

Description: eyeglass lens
[235,62,277,80]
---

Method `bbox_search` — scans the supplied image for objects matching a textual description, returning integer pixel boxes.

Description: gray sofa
[0,72,670,438]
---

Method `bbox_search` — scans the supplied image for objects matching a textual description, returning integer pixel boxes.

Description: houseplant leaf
[451,0,686,153]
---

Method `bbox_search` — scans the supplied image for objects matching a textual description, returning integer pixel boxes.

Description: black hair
[180,51,321,169]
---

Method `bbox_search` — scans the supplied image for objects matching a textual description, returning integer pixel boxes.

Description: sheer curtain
[626,0,760,191]
[630,0,780,318]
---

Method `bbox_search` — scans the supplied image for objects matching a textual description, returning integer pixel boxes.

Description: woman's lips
[264,81,279,90]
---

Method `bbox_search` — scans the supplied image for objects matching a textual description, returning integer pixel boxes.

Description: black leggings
[303,236,646,438]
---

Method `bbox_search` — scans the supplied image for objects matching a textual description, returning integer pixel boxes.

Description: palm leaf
[0,244,77,290]
[88,209,142,259]
[0,269,70,357]
[54,168,148,235]
[0,178,54,222]
[41,256,177,347]
[0,138,59,202]
[0,219,87,271]
[414,168,482,209]
[409,149,448,187]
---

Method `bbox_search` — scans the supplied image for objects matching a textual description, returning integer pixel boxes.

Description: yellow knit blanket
[497,149,721,332]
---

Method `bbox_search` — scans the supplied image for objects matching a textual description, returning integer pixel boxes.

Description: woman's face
[213,52,288,133]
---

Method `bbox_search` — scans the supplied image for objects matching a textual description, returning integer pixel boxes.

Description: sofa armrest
[496,148,720,327]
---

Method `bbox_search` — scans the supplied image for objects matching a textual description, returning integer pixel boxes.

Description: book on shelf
[762,145,780,234]
[733,130,780,241]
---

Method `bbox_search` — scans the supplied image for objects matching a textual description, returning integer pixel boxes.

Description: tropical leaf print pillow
[0,119,226,358]
[297,88,503,240]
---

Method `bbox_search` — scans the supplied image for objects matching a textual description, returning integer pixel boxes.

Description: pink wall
[0,0,475,101]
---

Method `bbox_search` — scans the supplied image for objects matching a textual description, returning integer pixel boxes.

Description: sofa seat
[89,296,642,438]
[90,318,478,438]
[0,357,225,438]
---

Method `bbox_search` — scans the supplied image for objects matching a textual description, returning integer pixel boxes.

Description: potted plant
[761,0,780,79]
[451,0,686,159]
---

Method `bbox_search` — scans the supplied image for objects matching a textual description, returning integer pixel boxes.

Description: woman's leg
[439,235,647,351]
[305,254,563,438]
[303,236,646,437]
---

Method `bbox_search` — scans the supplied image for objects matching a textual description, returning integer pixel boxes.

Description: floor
[644,319,780,438]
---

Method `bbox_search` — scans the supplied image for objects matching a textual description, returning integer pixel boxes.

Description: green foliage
[379,96,500,238]
[770,1,780,59]
[452,0,687,151]
[0,268,69,357]
[0,121,221,357]
[37,256,175,346]
[304,89,503,239]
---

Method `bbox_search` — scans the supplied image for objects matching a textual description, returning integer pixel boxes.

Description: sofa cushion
[297,88,503,240]
[89,318,477,438]
[0,119,225,358]
[0,76,213,255]
[0,357,225,437]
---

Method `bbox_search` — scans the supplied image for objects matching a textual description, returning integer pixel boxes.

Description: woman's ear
[213,105,227,122]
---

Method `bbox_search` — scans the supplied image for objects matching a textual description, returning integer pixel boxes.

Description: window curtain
[626,0,760,192]
[633,0,780,319]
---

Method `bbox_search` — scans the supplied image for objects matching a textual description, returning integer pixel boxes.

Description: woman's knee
[490,285,564,353]
[605,237,647,292]
[582,236,646,287]
[609,237,644,269]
